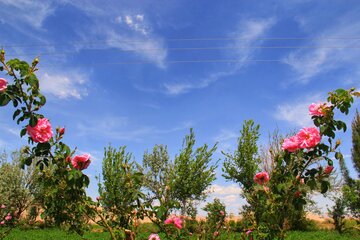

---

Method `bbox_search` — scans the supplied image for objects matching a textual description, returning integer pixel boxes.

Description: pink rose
[309,103,327,116]
[220,210,225,216]
[0,78,7,92]
[282,136,300,152]
[296,127,321,149]
[0,221,4,225]
[246,229,252,235]
[213,231,219,237]
[5,214,12,221]
[254,171,270,185]
[0,204,5,209]
[164,215,183,229]
[148,233,160,240]
[26,118,53,143]
[324,166,334,174]
[71,154,91,170]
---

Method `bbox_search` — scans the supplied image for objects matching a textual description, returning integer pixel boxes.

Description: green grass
[3,228,359,240]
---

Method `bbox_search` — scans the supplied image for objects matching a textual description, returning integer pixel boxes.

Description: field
[3,228,359,240]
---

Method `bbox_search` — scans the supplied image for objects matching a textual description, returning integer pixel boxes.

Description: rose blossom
[324,166,334,174]
[282,136,300,152]
[164,215,183,229]
[220,210,225,216]
[309,103,327,116]
[0,221,4,225]
[296,127,321,149]
[5,214,11,221]
[26,118,53,143]
[246,230,252,235]
[71,154,91,170]
[148,233,160,240]
[254,171,270,185]
[0,78,7,92]
[0,204,5,209]
[213,231,219,237]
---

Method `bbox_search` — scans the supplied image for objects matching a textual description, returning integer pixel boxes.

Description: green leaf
[25,74,39,89]
[20,128,27,137]
[29,115,38,127]
[335,152,343,160]
[0,94,11,106]
[320,181,330,194]
[13,109,21,120]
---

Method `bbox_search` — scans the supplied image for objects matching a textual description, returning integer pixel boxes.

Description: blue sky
[1,0,360,215]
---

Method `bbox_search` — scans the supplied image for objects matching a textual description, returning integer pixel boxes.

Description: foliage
[97,145,144,238]
[222,120,261,193]
[170,128,218,216]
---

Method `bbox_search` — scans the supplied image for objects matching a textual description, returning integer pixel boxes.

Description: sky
[0,0,360,215]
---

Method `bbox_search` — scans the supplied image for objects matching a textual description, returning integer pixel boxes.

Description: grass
[2,228,360,240]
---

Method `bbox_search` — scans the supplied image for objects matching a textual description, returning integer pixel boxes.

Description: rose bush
[0,50,93,235]
[247,89,359,239]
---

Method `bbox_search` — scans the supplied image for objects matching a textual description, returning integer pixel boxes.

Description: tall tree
[98,145,144,229]
[171,129,218,216]
[352,110,360,178]
[222,120,261,193]
[142,145,175,225]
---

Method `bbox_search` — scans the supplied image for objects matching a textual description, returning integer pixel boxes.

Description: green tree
[171,129,218,216]
[0,149,38,219]
[222,120,261,193]
[352,110,360,177]
[338,111,360,222]
[142,145,176,227]
[98,145,144,233]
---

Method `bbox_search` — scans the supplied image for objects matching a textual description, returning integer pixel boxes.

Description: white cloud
[0,0,54,28]
[283,14,360,84]
[40,71,89,99]
[162,18,276,95]
[209,184,242,195]
[274,94,323,127]
[105,30,167,68]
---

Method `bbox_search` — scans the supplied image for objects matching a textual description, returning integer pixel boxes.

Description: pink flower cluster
[254,171,270,185]
[282,127,321,152]
[148,233,160,240]
[0,78,7,92]
[26,118,53,143]
[71,154,91,170]
[309,103,328,116]
[164,215,183,229]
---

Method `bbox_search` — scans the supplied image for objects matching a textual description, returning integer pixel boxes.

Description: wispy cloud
[162,18,276,95]
[283,13,360,84]
[40,71,89,99]
[0,0,54,29]
[76,117,193,142]
[274,93,323,127]
[212,129,239,153]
